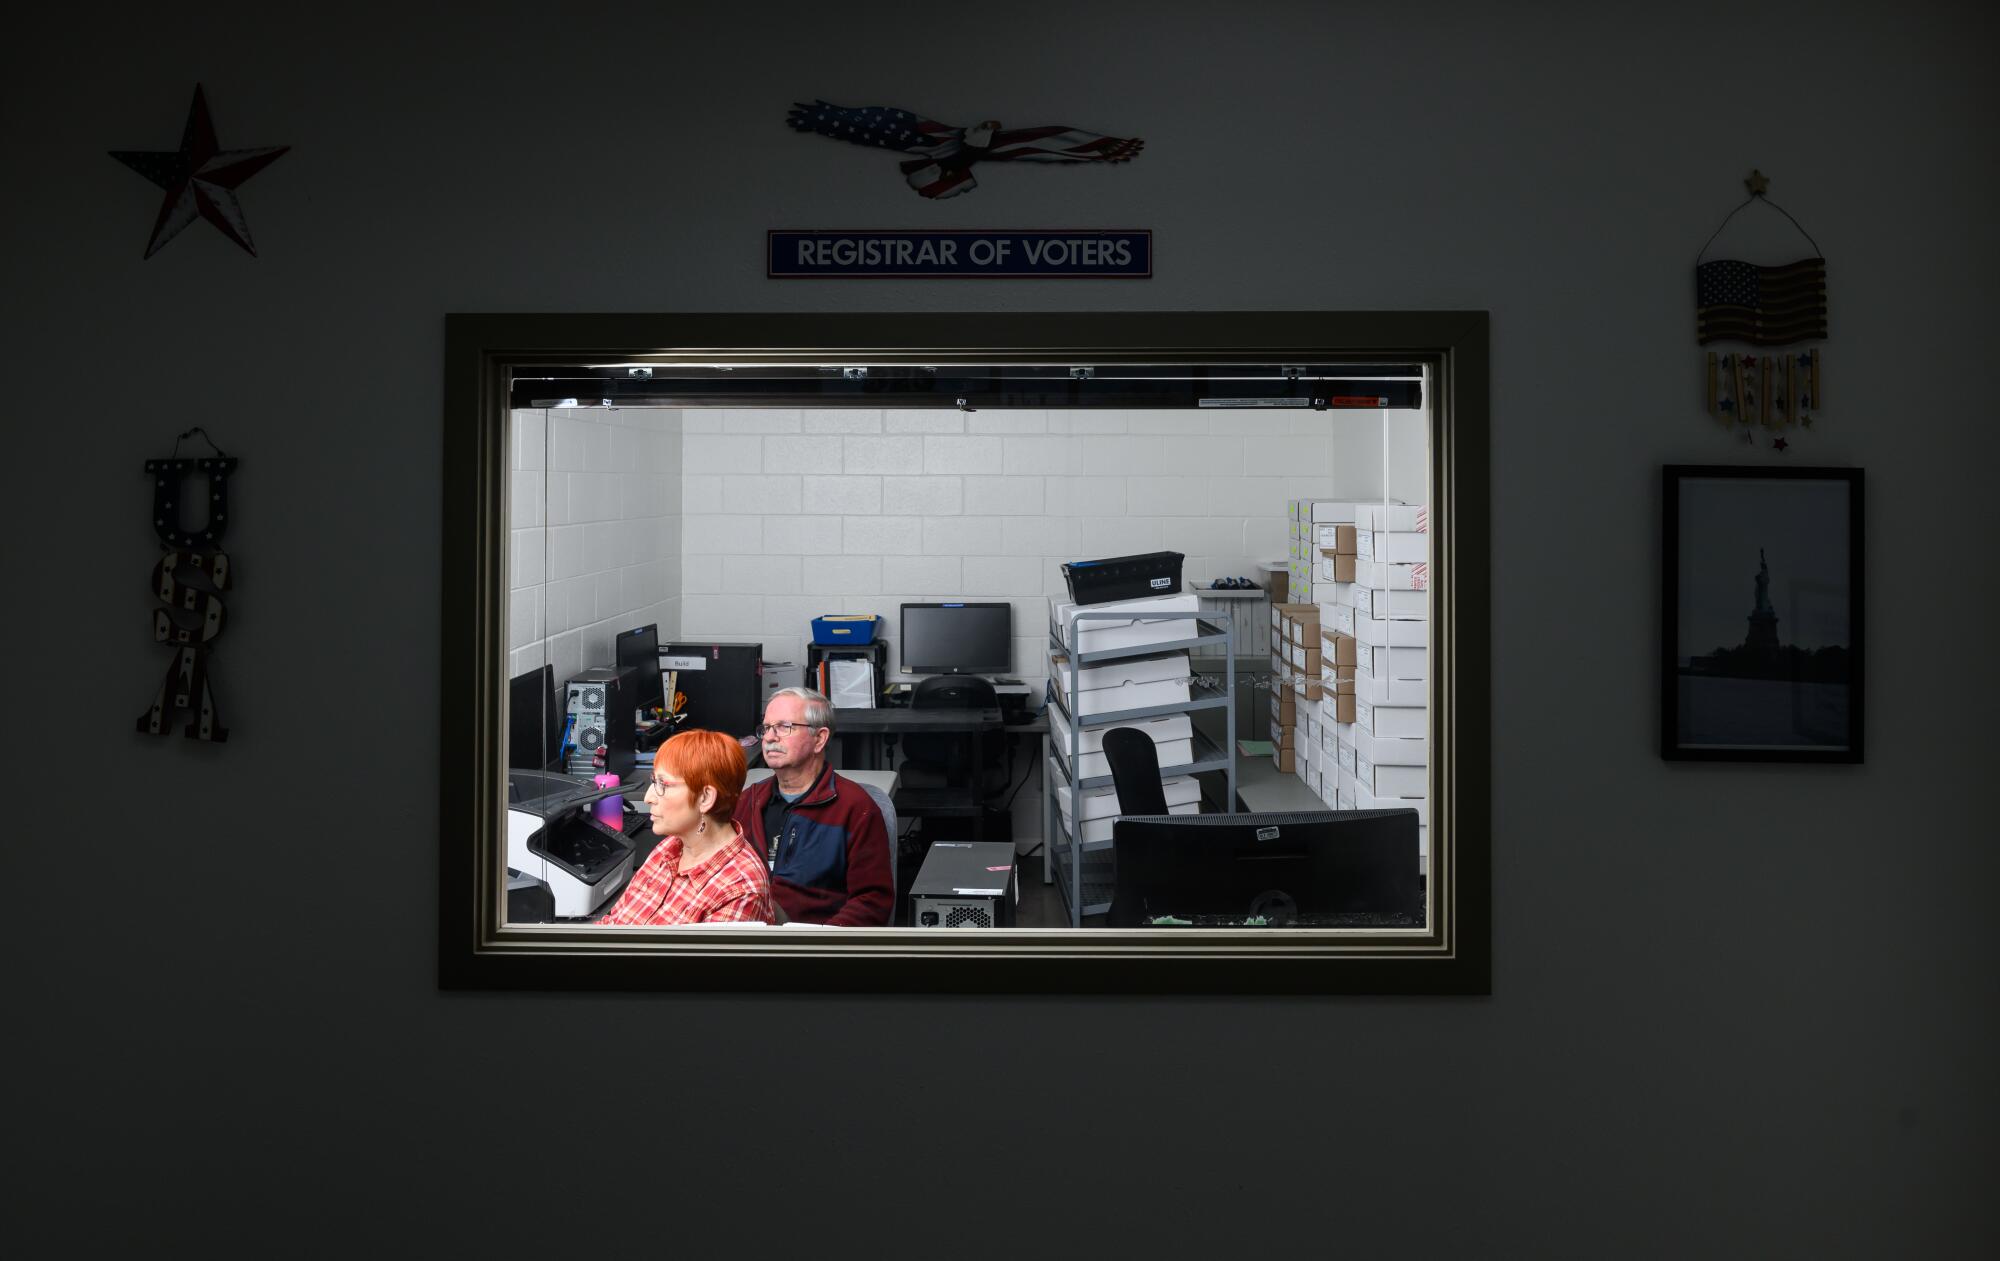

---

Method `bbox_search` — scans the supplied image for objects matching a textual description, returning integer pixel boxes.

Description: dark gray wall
[11,2,1995,1253]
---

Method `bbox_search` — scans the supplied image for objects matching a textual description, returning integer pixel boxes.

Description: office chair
[859,781,899,897]
[904,674,1008,795]
[1102,726,1169,815]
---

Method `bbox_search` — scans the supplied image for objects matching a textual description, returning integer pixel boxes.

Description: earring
[697,816,707,835]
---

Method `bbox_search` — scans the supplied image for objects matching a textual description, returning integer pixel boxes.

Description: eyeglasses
[755,721,824,739]
[645,776,682,796]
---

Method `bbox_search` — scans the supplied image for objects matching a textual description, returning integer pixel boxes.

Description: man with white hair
[732,686,893,926]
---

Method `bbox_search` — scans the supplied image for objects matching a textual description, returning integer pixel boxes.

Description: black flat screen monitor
[615,623,663,711]
[507,664,563,771]
[900,602,1012,676]
[663,642,763,738]
[1108,809,1422,927]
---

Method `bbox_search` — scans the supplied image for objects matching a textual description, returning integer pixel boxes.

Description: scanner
[506,770,642,918]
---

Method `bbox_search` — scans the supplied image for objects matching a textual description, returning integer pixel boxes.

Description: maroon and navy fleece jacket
[733,761,893,927]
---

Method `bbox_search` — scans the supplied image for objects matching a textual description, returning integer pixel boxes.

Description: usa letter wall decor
[138,449,237,742]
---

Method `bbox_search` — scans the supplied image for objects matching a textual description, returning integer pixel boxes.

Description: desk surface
[835,706,1000,731]
[1232,754,1328,814]
[834,706,1049,735]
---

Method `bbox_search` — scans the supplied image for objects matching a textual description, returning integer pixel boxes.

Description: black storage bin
[1060,551,1185,605]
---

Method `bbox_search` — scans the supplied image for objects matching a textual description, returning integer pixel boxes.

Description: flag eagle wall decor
[786,100,1142,199]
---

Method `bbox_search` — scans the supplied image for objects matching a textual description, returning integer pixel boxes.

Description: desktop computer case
[910,840,1018,928]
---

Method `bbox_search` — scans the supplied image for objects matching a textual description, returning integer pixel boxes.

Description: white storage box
[1059,799,1199,845]
[1356,785,1429,827]
[1047,649,1194,717]
[1354,559,1428,591]
[1325,602,1355,636]
[1356,587,1428,621]
[1356,502,1426,532]
[1355,666,1426,707]
[1049,708,1194,780]
[1356,698,1426,740]
[1304,500,1359,524]
[1047,648,1191,691]
[1054,593,1201,653]
[1337,763,1358,798]
[1353,724,1426,767]
[1051,760,1201,843]
[1336,737,1357,774]
[1355,752,1427,798]
[1354,611,1428,648]
[1049,761,1202,820]
[1356,530,1427,564]
[1364,644,1428,680]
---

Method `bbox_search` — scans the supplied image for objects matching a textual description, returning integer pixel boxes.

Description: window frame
[441,311,1490,993]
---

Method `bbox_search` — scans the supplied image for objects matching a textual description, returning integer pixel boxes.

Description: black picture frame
[1661,465,1864,763]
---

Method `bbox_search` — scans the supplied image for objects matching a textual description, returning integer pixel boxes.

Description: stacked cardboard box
[1286,499,1357,604]
[1267,602,1319,777]
[1322,503,1432,874]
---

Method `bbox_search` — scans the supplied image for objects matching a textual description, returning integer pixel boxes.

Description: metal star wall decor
[109,84,289,258]
[786,99,1142,199]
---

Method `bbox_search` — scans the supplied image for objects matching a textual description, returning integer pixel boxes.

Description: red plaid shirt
[595,833,773,926]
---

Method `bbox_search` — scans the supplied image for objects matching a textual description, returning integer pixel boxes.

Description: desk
[830,706,1048,844]
[1232,752,1328,813]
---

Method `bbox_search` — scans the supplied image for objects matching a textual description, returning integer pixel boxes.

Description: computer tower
[910,841,1017,928]
[563,667,636,777]
[662,643,763,738]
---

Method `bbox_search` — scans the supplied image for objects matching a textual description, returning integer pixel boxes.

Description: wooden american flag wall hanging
[1695,171,1828,451]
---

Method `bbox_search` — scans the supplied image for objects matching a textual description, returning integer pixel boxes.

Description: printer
[506,770,644,919]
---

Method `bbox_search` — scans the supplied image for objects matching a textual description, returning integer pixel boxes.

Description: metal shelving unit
[1043,607,1237,926]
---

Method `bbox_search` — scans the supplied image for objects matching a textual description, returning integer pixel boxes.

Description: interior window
[499,363,1434,933]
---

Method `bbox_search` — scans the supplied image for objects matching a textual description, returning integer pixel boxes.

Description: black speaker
[563,667,635,777]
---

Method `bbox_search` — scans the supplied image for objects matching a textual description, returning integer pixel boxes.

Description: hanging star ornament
[109,85,289,259]
[1772,436,1790,453]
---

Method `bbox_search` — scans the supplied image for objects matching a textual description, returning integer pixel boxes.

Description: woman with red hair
[596,729,773,926]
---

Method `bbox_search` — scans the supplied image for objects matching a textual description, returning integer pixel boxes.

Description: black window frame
[442,311,1490,994]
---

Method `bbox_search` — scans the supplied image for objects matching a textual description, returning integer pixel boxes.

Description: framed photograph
[1662,465,1864,762]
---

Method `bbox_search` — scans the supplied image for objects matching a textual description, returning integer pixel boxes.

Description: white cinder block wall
[678,405,1418,686]
[509,407,684,687]
[675,406,1374,687]
[678,405,1420,844]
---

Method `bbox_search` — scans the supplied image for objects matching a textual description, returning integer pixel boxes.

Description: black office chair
[903,674,1007,794]
[1102,726,1169,815]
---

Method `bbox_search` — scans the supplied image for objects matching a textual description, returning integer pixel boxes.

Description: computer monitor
[900,602,1012,676]
[615,623,663,712]
[1107,809,1422,927]
[507,664,563,771]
